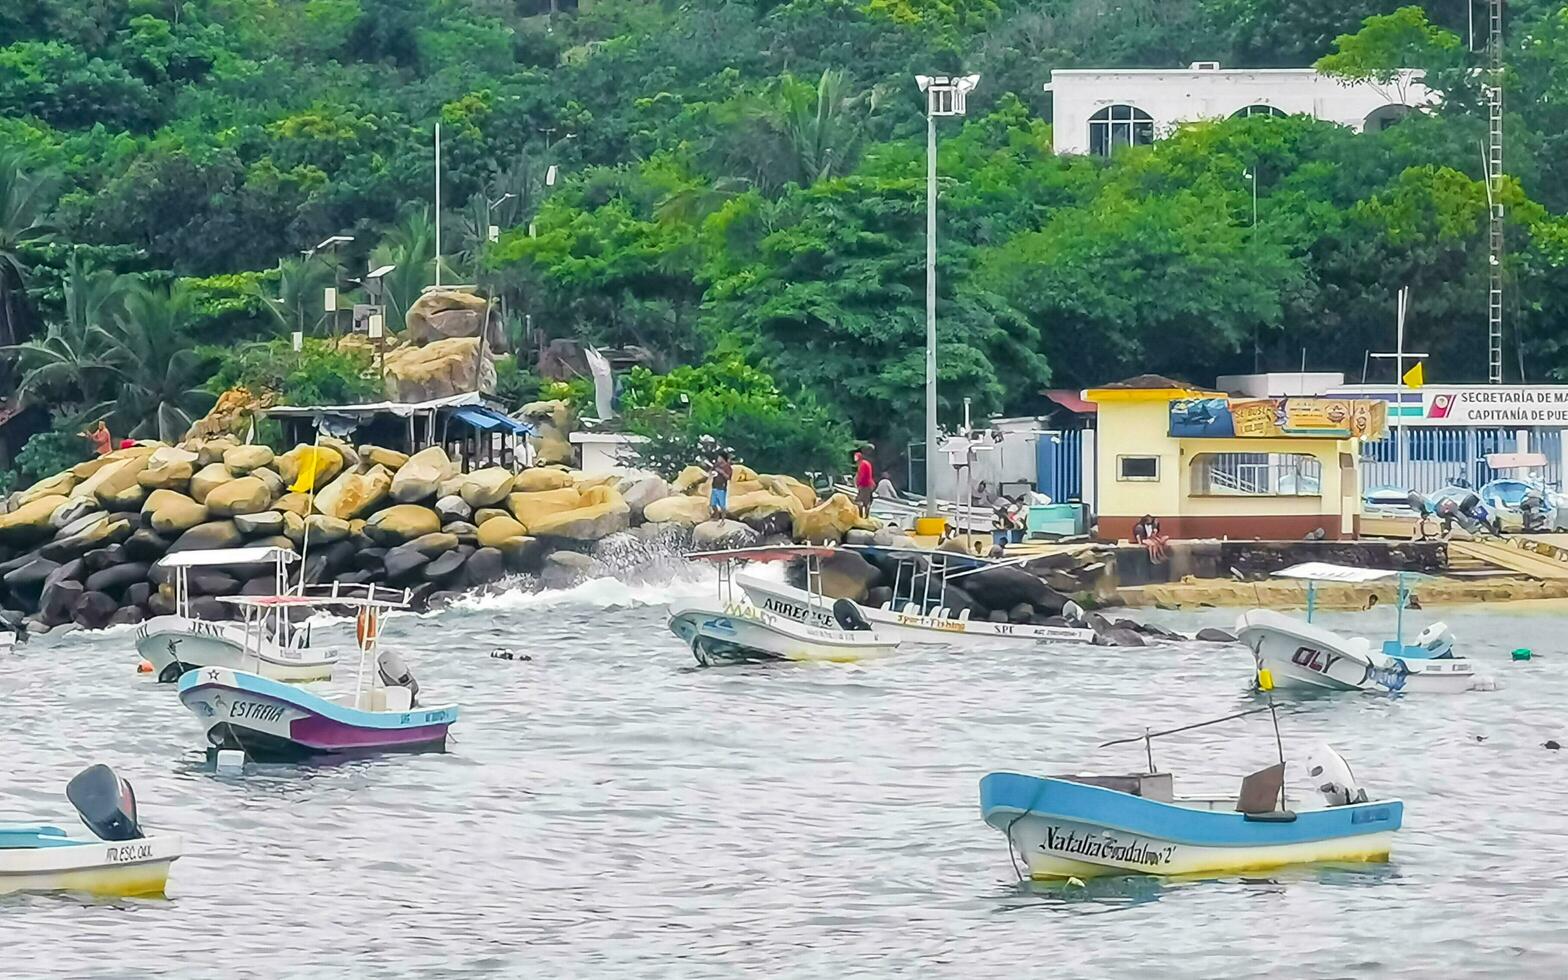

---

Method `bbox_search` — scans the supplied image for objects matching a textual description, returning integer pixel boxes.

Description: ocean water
[2,580,1564,979]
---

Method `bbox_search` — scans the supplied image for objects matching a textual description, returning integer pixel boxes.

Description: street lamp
[914,73,979,517]
[316,234,354,338]
[1244,167,1259,371]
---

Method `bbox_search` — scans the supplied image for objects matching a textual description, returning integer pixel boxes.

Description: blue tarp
[450,406,533,435]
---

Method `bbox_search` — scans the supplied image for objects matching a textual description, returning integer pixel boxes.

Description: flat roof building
[1045,63,1433,156]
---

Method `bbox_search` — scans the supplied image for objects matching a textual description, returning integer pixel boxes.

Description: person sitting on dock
[1133,514,1169,563]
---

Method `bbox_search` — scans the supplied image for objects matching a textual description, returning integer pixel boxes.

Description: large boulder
[84,562,151,596]
[233,511,286,538]
[672,465,708,495]
[137,458,194,490]
[3,557,60,603]
[792,493,860,544]
[274,444,344,490]
[529,485,630,542]
[363,504,442,545]
[302,515,352,544]
[168,520,245,555]
[405,532,460,558]
[42,516,131,561]
[194,437,238,467]
[122,529,171,562]
[519,400,574,465]
[404,288,498,345]
[459,467,515,508]
[73,456,144,504]
[50,496,101,530]
[390,446,455,503]
[498,535,546,573]
[465,547,506,586]
[514,467,574,493]
[760,474,817,510]
[642,495,712,527]
[188,463,234,504]
[383,337,496,402]
[16,471,76,504]
[691,519,762,552]
[727,491,801,520]
[222,444,274,474]
[313,465,393,520]
[739,508,794,539]
[184,387,271,443]
[963,565,1068,617]
[38,579,84,627]
[250,466,286,499]
[361,445,409,470]
[204,477,273,517]
[90,456,151,511]
[143,490,209,535]
[422,550,467,582]
[477,515,528,549]
[506,487,581,528]
[83,544,126,573]
[0,495,69,547]
[473,506,508,526]
[434,495,472,523]
[812,550,882,603]
[618,474,671,522]
[382,544,433,583]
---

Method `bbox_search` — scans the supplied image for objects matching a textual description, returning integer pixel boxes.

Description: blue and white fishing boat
[980,711,1403,880]
[176,589,458,762]
[1,765,182,897]
[1235,563,1489,694]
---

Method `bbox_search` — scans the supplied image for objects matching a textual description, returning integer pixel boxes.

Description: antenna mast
[1486,0,1504,385]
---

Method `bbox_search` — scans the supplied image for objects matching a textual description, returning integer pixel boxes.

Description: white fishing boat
[736,546,1095,646]
[1235,563,1489,694]
[668,547,899,665]
[1,764,182,898]
[135,546,337,683]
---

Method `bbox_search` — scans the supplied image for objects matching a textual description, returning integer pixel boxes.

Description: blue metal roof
[450,406,533,435]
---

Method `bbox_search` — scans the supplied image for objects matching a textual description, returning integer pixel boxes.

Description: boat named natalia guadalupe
[136,546,337,683]
[1,765,182,897]
[1235,563,1491,694]
[980,708,1403,880]
[177,588,457,762]
[668,547,899,665]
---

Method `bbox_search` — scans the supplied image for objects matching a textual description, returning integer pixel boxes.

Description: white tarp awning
[157,547,297,568]
[1272,562,1403,583]
[262,392,482,419]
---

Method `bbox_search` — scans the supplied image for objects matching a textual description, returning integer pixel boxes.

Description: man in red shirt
[853,449,874,518]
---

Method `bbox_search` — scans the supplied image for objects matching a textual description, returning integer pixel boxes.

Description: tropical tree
[370,207,438,331]
[0,149,60,355]
[105,283,217,440]
[262,256,332,340]
[3,250,128,417]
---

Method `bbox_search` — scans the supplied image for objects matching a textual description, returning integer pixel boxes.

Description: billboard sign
[1423,388,1568,426]
[1170,397,1387,440]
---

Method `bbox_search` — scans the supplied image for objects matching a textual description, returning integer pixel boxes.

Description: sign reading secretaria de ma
[1424,387,1568,426]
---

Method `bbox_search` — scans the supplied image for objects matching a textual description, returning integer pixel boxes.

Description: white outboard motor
[1414,621,1456,658]
[1305,744,1368,807]
[1062,600,1085,625]
[376,649,420,708]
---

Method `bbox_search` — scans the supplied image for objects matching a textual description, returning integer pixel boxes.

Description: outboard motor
[1414,621,1456,658]
[1405,490,1432,517]
[66,764,144,841]
[376,649,420,708]
[1061,599,1086,625]
[832,598,873,632]
[1305,745,1368,807]
[1521,490,1548,533]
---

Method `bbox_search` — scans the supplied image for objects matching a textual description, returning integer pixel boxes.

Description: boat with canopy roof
[668,546,899,665]
[135,546,337,683]
[176,585,457,761]
[1234,562,1488,693]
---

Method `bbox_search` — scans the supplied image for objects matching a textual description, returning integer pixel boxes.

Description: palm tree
[3,250,128,418]
[0,149,61,363]
[769,69,883,187]
[105,283,216,441]
[263,256,332,338]
[370,207,438,330]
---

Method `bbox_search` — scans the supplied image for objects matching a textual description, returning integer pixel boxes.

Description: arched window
[1088,104,1154,156]
[1231,104,1287,119]
[1363,104,1411,132]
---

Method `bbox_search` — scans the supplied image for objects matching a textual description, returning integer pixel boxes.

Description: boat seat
[1235,763,1286,814]
[385,686,412,712]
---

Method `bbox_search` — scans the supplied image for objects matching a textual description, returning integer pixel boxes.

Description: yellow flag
[1402,361,1424,389]
[289,450,320,493]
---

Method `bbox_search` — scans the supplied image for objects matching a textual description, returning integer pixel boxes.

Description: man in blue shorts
[709,451,732,517]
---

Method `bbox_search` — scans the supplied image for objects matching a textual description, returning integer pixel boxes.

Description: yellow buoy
[1257,667,1274,691]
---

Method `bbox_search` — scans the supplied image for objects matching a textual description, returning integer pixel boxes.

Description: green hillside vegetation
[5,0,1568,486]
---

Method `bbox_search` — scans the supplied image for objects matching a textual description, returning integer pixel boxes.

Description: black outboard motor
[832,598,873,632]
[66,764,143,842]
[376,649,420,708]
[1405,490,1432,517]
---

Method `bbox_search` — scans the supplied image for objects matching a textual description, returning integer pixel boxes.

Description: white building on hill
[1044,62,1434,156]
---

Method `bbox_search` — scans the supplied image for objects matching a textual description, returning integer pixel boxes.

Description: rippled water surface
[4,578,1567,978]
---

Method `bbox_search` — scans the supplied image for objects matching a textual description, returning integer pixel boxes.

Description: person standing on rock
[709,451,732,518]
[853,449,875,518]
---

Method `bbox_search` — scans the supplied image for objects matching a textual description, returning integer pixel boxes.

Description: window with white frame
[1088,104,1154,156]
[1117,455,1160,481]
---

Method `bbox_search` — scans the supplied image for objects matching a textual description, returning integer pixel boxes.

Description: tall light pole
[434,121,443,288]
[914,73,979,517]
[315,235,354,338]
[1244,167,1259,372]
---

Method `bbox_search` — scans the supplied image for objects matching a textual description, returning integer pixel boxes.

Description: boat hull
[980,773,1401,880]
[137,616,336,683]
[667,599,897,665]
[0,833,182,898]
[176,667,457,762]
[1236,610,1482,694]
[736,574,1095,646]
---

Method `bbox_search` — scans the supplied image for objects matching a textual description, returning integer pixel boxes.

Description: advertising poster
[1169,397,1387,440]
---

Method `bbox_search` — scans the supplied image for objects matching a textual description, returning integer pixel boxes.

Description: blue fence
[1035,429,1085,502]
[1360,427,1563,493]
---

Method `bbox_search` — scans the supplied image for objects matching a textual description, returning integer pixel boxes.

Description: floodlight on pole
[545,164,559,187]
[314,235,354,337]
[914,72,979,518]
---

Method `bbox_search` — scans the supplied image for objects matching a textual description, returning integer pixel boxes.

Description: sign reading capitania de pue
[1424,388,1568,425]
[1169,397,1387,440]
